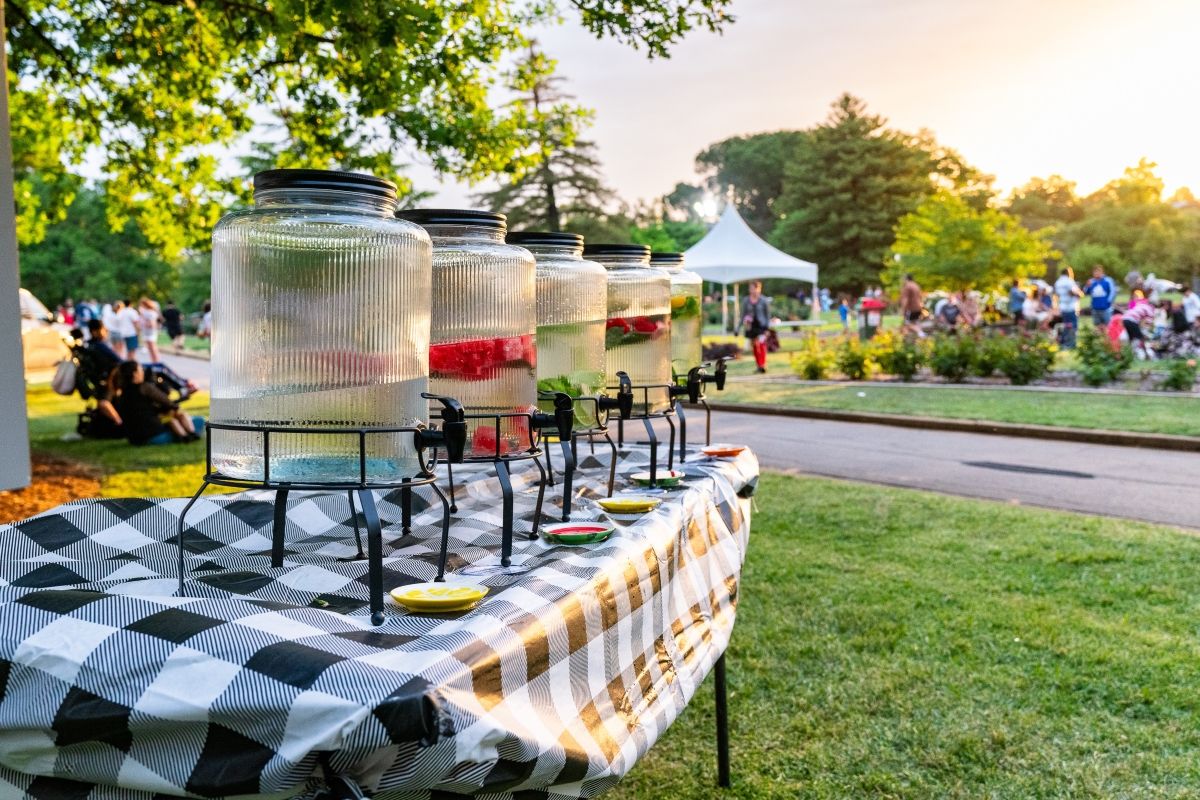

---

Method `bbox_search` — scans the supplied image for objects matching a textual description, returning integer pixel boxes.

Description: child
[838,296,850,333]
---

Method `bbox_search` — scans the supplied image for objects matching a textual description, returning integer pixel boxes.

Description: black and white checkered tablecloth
[0,445,757,799]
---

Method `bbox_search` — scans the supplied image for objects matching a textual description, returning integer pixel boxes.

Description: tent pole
[733,283,740,337]
[721,283,728,334]
[812,280,820,321]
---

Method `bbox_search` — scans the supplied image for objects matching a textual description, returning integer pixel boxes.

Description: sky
[419,0,1200,208]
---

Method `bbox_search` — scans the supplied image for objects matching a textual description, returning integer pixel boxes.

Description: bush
[1076,327,1133,387]
[835,336,875,380]
[791,334,835,379]
[929,334,976,382]
[970,333,1007,378]
[871,331,926,381]
[1158,359,1198,392]
[995,333,1056,385]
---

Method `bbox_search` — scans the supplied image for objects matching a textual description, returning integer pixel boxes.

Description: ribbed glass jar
[397,210,537,457]
[210,169,432,483]
[651,251,704,375]
[585,243,672,415]
[509,231,607,431]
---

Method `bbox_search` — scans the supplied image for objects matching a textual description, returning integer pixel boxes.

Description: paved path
[164,355,1199,529]
[705,410,1200,530]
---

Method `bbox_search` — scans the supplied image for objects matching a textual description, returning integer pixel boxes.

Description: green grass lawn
[26,384,214,497]
[611,472,1200,798]
[716,382,1200,437]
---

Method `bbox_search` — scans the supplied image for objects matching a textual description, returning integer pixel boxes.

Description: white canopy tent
[683,203,819,332]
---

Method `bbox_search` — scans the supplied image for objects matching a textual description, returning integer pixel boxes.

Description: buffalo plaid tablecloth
[0,444,757,799]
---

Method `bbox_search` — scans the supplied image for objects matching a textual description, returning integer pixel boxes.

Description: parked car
[20,288,71,372]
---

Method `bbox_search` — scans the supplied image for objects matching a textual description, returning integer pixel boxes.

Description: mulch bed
[0,453,102,524]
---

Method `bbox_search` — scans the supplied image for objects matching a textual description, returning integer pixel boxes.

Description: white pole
[0,0,32,491]
[721,282,728,334]
[811,280,821,321]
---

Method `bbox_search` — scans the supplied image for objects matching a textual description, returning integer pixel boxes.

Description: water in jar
[605,275,672,414]
[211,206,430,483]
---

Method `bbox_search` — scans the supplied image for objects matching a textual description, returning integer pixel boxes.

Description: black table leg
[530,455,548,539]
[496,460,515,566]
[401,484,412,535]
[604,431,618,497]
[558,439,576,522]
[357,489,386,626]
[346,491,365,558]
[176,481,209,595]
[642,416,658,487]
[676,400,688,464]
[271,488,290,568]
[715,653,730,789]
[432,483,452,581]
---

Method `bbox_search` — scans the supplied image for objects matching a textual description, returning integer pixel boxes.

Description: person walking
[1082,265,1117,327]
[741,281,772,374]
[838,296,850,333]
[1008,279,1026,326]
[900,274,923,336]
[162,300,185,352]
[115,299,141,358]
[1181,285,1200,329]
[102,302,124,358]
[1054,266,1083,349]
[138,297,162,362]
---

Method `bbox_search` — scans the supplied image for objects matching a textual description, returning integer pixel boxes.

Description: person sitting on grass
[110,361,204,445]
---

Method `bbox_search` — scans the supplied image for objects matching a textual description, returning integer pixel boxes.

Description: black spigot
[418,392,467,463]
[711,357,728,391]
[597,371,634,420]
[684,365,707,404]
[533,391,576,441]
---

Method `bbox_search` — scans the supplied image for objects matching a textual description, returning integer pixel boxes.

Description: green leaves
[8,0,732,255]
[887,192,1057,293]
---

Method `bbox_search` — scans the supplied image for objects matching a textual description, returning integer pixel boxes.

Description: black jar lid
[253,169,397,200]
[582,243,651,259]
[507,231,584,248]
[649,252,685,266]
[395,208,507,230]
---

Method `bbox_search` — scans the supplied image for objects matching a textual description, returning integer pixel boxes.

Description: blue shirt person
[1082,266,1117,326]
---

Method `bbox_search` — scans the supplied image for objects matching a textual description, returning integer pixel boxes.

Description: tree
[18,188,176,305]
[885,191,1057,292]
[7,0,734,254]
[1057,161,1200,282]
[1066,243,1124,276]
[629,220,707,252]
[1084,158,1164,207]
[770,94,988,291]
[475,44,616,232]
[1006,175,1084,232]
[695,131,809,235]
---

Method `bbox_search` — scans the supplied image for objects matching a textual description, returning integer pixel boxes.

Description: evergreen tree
[695,131,810,235]
[770,94,985,291]
[476,45,618,233]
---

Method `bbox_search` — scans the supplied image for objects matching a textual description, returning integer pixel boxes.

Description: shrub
[995,333,1056,385]
[1159,359,1198,392]
[791,334,835,380]
[1076,327,1133,387]
[871,331,926,381]
[929,334,976,382]
[835,336,875,380]
[970,333,1007,378]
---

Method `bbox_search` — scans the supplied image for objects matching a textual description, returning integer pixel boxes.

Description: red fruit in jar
[472,424,510,457]
[631,316,658,334]
[606,317,630,333]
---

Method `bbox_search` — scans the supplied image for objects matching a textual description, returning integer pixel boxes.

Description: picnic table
[0,443,757,799]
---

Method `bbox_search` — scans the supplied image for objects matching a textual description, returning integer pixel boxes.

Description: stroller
[71,339,197,439]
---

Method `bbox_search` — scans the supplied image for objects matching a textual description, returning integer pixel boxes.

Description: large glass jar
[509,231,607,431]
[397,210,537,457]
[210,169,432,483]
[651,251,704,375]
[584,243,672,415]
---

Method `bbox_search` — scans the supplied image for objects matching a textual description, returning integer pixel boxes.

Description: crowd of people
[54,296,208,447]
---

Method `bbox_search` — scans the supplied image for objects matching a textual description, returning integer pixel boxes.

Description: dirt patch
[0,453,102,524]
